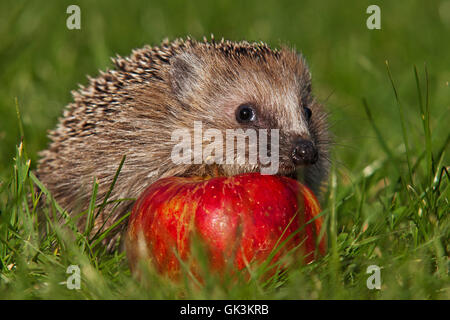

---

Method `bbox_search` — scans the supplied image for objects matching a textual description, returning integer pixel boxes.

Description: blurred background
[0,0,449,182]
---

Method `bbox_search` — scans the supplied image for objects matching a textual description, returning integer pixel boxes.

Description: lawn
[0,0,448,299]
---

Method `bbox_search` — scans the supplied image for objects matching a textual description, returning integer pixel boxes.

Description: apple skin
[126,172,326,279]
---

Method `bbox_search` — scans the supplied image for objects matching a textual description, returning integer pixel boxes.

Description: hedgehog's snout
[291,138,318,166]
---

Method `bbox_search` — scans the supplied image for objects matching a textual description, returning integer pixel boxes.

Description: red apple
[126,172,326,280]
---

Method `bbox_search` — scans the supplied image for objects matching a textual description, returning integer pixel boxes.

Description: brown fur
[36,37,330,248]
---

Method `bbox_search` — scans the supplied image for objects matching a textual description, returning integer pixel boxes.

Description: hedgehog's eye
[236,104,256,123]
[304,107,312,121]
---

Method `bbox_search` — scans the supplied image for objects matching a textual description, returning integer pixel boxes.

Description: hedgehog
[36,37,330,249]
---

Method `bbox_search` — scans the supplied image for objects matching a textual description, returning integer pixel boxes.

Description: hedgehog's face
[230,102,318,177]
[168,46,328,182]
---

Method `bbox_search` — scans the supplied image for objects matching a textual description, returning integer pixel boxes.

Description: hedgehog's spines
[68,37,288,111]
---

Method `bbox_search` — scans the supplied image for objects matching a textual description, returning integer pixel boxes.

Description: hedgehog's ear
[169,51,204,100]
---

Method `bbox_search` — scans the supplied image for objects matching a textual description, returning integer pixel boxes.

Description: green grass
[0,0,449,299]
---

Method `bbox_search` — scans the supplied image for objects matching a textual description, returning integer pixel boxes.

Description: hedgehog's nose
[292,139,318,166]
